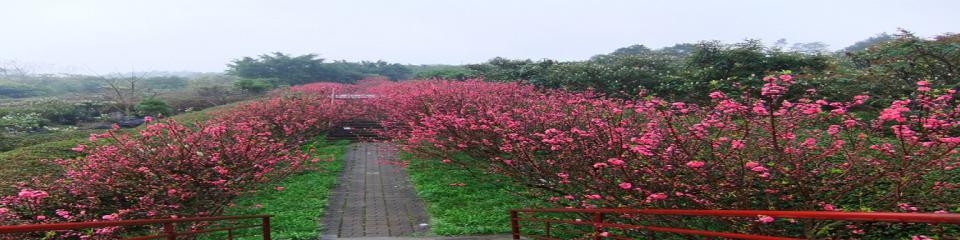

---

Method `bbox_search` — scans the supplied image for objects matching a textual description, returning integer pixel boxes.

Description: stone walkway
[322,142,431,239]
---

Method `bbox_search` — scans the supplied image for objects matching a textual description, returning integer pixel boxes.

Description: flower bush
[1,74,957,238]
[366,77,959,238]
[0,85,355,238]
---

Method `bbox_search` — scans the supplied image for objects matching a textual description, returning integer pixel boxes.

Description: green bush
[0,133,13,152]
[27,99,106,125]
[234,78,274,93]
[0,112,48,132]
[134,98,173,117]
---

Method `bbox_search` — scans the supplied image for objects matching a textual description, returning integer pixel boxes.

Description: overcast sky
[1,0,957,74]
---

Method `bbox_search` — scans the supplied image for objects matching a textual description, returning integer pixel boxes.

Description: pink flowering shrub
[0,84,355,238]
[212,94,356,145]
[288,81,357,95]
[69,120,307,216]
[367,77,959,238]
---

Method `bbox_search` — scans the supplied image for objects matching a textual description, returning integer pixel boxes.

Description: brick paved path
[322,142,431,238]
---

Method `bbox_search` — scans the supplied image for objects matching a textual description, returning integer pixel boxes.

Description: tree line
[225,31,958,109]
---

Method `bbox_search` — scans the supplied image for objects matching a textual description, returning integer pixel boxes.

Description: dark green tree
[466,57,556,82]
[608,44,653,56]
[685,40,832,100]
[227,53,414,85]
[841,33,895,53]
[414,67,479,80]
[845,31,960,103]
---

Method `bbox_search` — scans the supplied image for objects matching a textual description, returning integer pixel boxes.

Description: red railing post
[227,228,234,240]
[593,212,604,240]
[510,210,520,240]
[163,222,176,240]
[545,222,551,239]
[262,216,271,240]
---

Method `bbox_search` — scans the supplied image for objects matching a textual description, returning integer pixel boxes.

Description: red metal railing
[510,209,960,240]
[0,215,272,240]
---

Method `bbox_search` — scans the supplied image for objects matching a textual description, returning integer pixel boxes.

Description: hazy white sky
[1,0,957,74]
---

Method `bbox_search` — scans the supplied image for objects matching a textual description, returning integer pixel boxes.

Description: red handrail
[0,215,272,240]
[510,209,960,240]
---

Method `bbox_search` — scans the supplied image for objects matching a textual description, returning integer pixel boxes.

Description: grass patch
[404,152,533,236]
[203,138,350,240]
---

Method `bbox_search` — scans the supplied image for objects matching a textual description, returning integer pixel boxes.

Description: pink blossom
[897,203,917,211]
[213,166,229,175]
[102,214,118,221]
[0,208,7,215]
[827,125,841,135]
[646,193,667,201]
[441,159,452,163]
[275,186,285,191]
[822,204,836,211]
[606,158,625,166]
[779,74,793,82]
[752,104,769,115]
[18,189,48,199]
[757,215,775,223]
[730,140,745,150]
[586,194,602,199]
[619,182,633,190]
[71,144,86,152]
[55,209,71,219]
[912,236,933,240]
[144,116,154,122]
[709,91,726,99]
[939,137,960,143]
[801,138,817,149]
[685,161,705,168]
[853,95,870,103]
